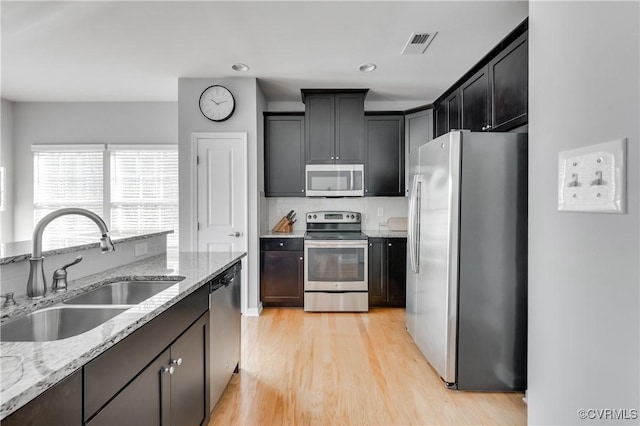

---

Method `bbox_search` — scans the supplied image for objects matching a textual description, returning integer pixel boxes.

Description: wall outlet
[558,138,627,213]
[135,242,148,257]
[377,207,384,217]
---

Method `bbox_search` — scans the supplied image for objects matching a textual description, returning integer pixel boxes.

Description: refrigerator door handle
[414,180,421,272]
[408,175,420,273]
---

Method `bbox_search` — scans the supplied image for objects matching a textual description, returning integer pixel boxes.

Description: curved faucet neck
[31,208,110,258]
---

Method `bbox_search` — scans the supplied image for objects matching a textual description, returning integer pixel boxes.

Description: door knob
[228,232,242,237]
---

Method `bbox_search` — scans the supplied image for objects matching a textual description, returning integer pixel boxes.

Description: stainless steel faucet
[27,208,115,299]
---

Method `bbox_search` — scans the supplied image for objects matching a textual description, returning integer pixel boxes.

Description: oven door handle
[304,240,368,248]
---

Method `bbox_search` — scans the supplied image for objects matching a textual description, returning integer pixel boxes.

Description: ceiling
[1,1,529,104]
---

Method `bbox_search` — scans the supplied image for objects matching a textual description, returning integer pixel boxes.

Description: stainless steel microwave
[305,164,364,197]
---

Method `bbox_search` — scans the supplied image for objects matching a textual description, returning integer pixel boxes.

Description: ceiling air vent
[401,32,438,55]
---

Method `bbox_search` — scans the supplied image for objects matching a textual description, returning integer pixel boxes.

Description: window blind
[33,149,104,248]
[110,148,179,252]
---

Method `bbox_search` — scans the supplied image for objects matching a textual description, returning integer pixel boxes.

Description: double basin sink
[0,280,182,342]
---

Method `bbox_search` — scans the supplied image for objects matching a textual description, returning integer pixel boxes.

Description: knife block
[271,216,292,233]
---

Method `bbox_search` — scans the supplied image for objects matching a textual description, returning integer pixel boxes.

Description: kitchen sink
[0,306,129,342]
[63,280,181,305]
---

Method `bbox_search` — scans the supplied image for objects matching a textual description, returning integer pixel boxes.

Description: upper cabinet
[365,114,405,196]
[264,113,305,196]
[302,89,367,164]
[435,20,528,137]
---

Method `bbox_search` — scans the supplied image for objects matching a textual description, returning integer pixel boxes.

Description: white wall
[10,102,178,241]
[177,78,262,315]
[529,2,639,424]
[1,100,14,242]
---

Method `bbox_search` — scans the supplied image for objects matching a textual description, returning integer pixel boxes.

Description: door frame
[190,132,248,313]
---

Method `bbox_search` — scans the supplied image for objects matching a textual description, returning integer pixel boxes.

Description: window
[110,145,178,253]
[33,145,104,248]
[33,144,178,254]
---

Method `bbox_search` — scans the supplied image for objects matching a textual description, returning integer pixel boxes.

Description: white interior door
[195,133,247,254]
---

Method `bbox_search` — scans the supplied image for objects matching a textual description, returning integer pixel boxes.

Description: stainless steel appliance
[304,211,368,312]
[209,261,241,409]
[406,131,527,391]
[305,164,364,197]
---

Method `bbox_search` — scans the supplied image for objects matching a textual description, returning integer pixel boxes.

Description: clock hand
[210,98,219,105]
[218,100,227,104]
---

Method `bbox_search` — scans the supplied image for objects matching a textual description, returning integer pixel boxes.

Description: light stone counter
[363,230,408,239]
[0,250,246,420]
[260,231,306,239]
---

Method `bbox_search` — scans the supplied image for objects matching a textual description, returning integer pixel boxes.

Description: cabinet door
[365,116,405,196]
[3,370,82,426]
[435,103,447,137]
[305,95,335,164]
[265,115,305,196]
[445,90,461,131]
[490,31,528,131]
[88,350,171,426]
[461,67,490,132]
[368,239,386,306]
[335,93,365,163]
[260,250,304,307]
[387,238,407,307]
[171,314,208,426]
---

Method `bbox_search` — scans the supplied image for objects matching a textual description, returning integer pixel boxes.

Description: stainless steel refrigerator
[406,130,527,391]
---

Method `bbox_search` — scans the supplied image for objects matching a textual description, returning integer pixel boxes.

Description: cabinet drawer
[84,284,208,421]
[260,238,304,251]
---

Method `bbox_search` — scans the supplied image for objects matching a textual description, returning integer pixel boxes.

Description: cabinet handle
[163,366,175,375]
[171,358,183,366]
[369,243,372,246]
[336,156,339,160]
[330,156,334,160]
[279,242,284,247]
[388,243,392,247]
[299,257,303,261]
[301,189,304,192]
[482,125,492,131]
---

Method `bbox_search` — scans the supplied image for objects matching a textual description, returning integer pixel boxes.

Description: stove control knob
[308,214,312,219]
[313,214,317,219]
[355,214,360,220]
[351,214,355,219]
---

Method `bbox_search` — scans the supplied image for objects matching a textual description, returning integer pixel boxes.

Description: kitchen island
[0,250,246,421]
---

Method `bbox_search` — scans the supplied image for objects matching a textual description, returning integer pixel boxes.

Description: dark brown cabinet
[2,370,82,426]
[88,314,208,426]
[264,113,305,196]
[489,31,528,131]
[368,238,407,307]
[434,22,528,137]
[461,67,490,132]
[260,238,304,307]
[302,90,367,164]
[365,115,405,196]
[84,284,209,425]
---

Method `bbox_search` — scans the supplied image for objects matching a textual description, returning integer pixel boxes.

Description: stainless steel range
[304,211,368,312]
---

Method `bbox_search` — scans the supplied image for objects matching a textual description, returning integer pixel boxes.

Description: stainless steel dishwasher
[209,261,241,411]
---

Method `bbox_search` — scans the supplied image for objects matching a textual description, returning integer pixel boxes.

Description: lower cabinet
[368,238,407,307]
[2,369,82,426]
[84,284,210,426]
[260,238,304,307]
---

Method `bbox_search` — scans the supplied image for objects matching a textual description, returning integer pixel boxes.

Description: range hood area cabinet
[302,89,368,164]
[435,22,528,136]
[364,114,405,196]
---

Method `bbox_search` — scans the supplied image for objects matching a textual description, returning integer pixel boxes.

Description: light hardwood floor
[209,308,526,425]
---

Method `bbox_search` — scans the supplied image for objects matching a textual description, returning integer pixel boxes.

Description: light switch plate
[558,138,627,213]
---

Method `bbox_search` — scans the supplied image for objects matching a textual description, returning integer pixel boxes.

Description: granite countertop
[260,231,306,239]
[0,250,246,420]
[363,230,408,238]
[0,230,174,265]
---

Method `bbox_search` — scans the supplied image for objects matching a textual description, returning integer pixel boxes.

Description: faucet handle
[52,255,83,292]
[1,292,17,307]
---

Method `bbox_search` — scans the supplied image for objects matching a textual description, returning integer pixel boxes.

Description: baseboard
[245,302,263,317]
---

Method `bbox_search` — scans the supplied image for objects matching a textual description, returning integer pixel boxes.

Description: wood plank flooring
[209,308,526,425]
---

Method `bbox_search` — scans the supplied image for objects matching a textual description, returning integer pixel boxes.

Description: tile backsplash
[265,196,408,232]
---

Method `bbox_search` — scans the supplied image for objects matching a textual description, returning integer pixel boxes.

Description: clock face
[199,85,235,122]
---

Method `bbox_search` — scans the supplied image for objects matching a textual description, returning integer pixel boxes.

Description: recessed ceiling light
[232,63,249,72]
[359,63,377,73]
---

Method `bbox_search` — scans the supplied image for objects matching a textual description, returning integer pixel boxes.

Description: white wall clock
[199,85,236,122]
